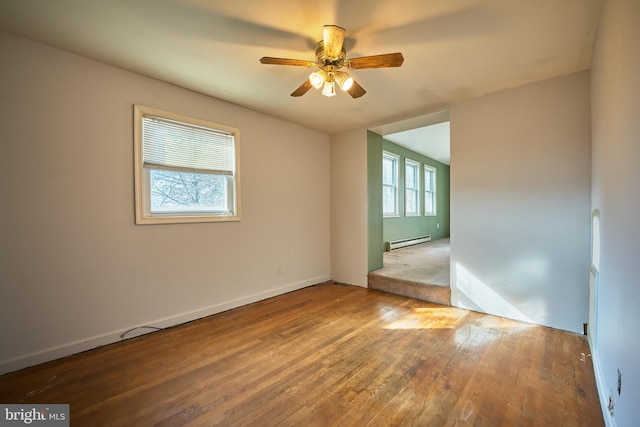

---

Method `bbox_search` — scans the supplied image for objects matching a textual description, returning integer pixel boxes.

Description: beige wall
[330,128,369,287]
[327,74,593,332]
[449,72,592,333]
[590,0,640,424]
[0,30,331,373]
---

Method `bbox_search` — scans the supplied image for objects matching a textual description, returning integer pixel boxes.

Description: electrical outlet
[437,223,440,228]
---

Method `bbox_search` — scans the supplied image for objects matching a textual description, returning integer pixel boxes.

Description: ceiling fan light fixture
[335,71,354,91]
[309,70,327,89]
[259,25,405,99]
[322,80,336,97]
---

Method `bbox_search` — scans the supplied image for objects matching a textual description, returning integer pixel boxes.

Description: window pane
[406,164,415,188]
[149,169,228,213]
[407,189,417,214]
[425,192,434,214]
[383,152,399,216]
[383,186,396,214]
[383,157,395,185]
[405,160,420,215]
[423,166,436,215]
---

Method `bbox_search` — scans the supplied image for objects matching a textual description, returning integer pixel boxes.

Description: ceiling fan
[259,25,404,98]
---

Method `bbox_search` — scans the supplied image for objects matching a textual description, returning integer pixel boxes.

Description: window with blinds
[134,105,240,224]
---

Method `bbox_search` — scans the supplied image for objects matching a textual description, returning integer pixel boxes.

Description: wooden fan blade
[348,53,404,69]
[291,80,313,97]
[347,80,366,98]
[260,57,317,67]
[323,25,346,59]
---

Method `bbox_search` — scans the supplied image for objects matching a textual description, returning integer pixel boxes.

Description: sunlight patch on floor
[383,307,467,330]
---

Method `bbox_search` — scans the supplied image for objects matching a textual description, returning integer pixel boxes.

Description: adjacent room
[0,1,638,426]
[368,119,452,305]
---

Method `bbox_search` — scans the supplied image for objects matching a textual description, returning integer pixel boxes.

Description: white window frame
[405,159,420,216]
[424,165,437,216]
[382,151,400,217]
[134,104,241,224]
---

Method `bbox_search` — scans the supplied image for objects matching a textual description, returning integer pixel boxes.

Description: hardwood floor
[0,283,604,426]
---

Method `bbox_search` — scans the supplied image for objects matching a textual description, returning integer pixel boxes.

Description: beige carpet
[368,238,451,305]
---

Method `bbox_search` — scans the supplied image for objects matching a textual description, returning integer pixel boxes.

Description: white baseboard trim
[590,342,616,427]
[0,276,331,375]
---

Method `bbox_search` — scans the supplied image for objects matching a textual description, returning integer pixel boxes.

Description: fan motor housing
[315,41,346,67]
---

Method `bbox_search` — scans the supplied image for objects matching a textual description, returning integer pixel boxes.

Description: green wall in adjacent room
[367,131,384,272]
[382,140,450,245]
[367,132,450,273]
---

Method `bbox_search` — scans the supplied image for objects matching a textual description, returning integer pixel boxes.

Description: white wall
[330,128,369,287]
[449,72,592,333]
[0,30,331,373]
[590,0,640,425]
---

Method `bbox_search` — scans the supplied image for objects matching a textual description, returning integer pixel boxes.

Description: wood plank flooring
[0,283,604,426]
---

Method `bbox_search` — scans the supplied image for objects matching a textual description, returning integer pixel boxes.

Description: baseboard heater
[387,234,431,251]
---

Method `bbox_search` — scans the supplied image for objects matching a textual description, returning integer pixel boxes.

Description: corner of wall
[330,128,369,286]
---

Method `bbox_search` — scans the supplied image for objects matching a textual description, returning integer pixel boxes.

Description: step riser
[368,275,451,306]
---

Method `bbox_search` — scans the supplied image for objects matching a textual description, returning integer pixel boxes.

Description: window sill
[135,213,241,225]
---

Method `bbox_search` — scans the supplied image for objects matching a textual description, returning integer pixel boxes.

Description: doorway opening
[367,112,451,305]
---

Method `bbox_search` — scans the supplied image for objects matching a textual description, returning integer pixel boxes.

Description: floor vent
[387,235,431,251]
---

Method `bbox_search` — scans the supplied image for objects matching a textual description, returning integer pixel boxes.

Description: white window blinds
[142,115,235,175]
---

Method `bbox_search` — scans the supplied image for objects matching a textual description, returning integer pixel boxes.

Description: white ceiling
[0,0,603,142]
[386,121,451,165]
